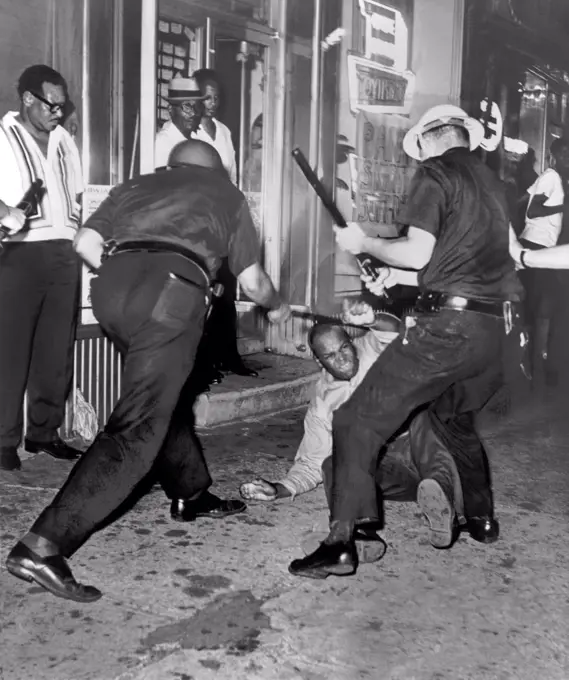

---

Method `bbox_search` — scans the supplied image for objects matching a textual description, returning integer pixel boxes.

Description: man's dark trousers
[322,409,465,514]
[331,309,511,523]
[196,257,243,374]
[0,241,79,447]
[31,252,212,557]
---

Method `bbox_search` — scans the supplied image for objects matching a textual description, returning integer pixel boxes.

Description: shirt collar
[2,110,65,146]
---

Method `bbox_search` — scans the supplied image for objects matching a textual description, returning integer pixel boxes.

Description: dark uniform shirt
[397,147,523,302]
[83,165,260,280]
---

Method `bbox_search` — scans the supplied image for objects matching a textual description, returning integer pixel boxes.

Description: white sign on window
[357,0,409,72]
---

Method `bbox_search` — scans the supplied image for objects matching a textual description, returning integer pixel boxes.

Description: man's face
[313,331,359,381]
[170,99,204,136]
[553,144,569,177]
[23,82,66,134]
[203,84,220,119]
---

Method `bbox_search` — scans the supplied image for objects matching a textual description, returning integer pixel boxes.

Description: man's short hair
[424,123,469,146]
[192,68,220,92]
[17,65,68,99]
[550,137,569,156]
[308,323,348,350]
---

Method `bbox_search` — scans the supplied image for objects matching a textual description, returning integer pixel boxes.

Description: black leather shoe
[25,437,80,461]
[0,446,21,471]
[289,541,358,579]
[465,516,500,544]
[220,361,259,378]
[302,528,386,564]
[6,542,102,603]
[170,491,246,522]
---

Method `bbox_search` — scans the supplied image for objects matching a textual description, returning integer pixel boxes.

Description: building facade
[461,0,569,183]
[0,0,470,426]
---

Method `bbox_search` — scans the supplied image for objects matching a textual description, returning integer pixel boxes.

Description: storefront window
[518,71,547,173]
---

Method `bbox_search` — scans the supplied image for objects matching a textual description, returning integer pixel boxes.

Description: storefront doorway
[156,5,269,236]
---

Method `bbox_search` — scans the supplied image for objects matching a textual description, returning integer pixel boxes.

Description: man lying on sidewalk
[240,302,465,558]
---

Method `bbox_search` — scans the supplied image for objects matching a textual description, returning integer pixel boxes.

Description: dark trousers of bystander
[30,251,213,557]
[330,309,517,524]
[0,241,80,447]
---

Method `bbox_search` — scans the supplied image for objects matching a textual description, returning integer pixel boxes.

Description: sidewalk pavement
[1,394,568,680]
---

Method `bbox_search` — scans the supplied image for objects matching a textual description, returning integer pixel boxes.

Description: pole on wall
[264,0,287,291]
[140,0,157,174]
[81,0,91,183]
[264,0,288,352]
[304,0,323,308]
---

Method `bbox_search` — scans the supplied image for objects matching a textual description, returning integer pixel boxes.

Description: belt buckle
[101,239,118,263]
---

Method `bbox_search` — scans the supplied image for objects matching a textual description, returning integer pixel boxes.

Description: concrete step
[194,351,319,428]
[237,335,264,356]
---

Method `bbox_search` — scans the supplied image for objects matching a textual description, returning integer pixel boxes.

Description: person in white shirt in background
[191,69,237,184]
[0,65,83,471]
[190,68,258,384]
[241,301,465,560]
[517,137,569,390]
[154,76,206,169]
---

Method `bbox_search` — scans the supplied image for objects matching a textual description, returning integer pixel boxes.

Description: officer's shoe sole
[417,478,456,549]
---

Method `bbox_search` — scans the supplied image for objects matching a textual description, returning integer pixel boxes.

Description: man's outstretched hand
[240,478,291,501]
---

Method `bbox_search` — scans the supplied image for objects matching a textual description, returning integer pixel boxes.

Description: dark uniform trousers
[195,257,242,376]
[322,409,464,517]
[331,308,513,523]
[31,252,212,557]
[0,241,80,447]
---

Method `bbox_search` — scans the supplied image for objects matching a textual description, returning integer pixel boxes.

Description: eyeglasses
[179,101,203,114]
[30,91,66,115]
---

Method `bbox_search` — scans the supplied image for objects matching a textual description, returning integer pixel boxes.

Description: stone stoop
[236,335,264,357]
[194,351,319,428]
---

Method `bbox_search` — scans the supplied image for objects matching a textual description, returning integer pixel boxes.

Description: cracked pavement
[1,391,568,680]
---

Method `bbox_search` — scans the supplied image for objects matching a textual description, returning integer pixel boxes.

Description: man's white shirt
[154,120,185,169]
[154,118,237,185]
[277,329,398,497]
[521,167,564,247]
[0,112,83,242]
[193,119,237,185]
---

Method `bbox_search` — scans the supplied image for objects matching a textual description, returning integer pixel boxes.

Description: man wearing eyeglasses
[0,64,83,472]
[155,76,206,170]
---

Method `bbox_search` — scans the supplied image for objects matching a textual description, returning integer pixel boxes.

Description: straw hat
[165,76,206,103]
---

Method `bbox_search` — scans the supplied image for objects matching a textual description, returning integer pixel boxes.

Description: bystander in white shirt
[154,117,237,186]
[154,120,186,170]
[0,111,82,242]
[193,119,237,185]
[521,167,564,247]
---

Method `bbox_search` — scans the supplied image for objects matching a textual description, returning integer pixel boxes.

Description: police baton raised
[291,148,393,304]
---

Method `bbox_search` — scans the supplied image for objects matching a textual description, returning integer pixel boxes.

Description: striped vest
[0,112,82,240]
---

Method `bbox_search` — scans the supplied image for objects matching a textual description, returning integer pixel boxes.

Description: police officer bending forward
[6,140,291,602]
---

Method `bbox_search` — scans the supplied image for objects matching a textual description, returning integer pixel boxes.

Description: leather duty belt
[103,239,211,289]
[415,291,509,318]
